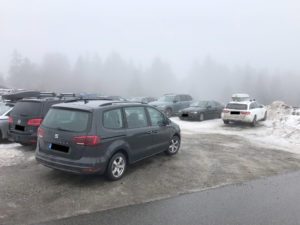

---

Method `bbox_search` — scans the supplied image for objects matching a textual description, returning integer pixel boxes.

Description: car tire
[251,115,257,127]
[223,120,229,125]
[106,152,127,181]
[165,135,180,155]
[165,108,173,118]
[262,112,267,121]
[199,113,204,121]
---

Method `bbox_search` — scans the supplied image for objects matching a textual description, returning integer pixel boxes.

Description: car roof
[52,99,146,111]
[19,98,63,103]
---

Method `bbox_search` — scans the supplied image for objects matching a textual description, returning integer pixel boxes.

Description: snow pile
[265,101,300,143]
[266,101,293,120]
[0,143,24,167]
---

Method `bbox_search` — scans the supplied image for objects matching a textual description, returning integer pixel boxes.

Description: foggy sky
[1,0,300,76]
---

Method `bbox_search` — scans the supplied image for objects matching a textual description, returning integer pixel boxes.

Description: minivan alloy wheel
[166,136,180,155]
[112,156,126,178]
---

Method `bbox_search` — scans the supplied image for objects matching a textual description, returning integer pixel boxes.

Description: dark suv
[149,94,193,117]
[8,94,77,145]
[35,100,181,180]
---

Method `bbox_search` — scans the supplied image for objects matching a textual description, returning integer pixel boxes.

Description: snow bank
[266,101,300,141]
[0,143,24,167]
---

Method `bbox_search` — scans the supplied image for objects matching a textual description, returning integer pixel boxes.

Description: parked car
[35,100,181,180]
[8,93,77,145]
[0,102,13,141]
[222,94,267,126]
[128,97,157,104]
[149,94,193,117]
[179,100,224,121]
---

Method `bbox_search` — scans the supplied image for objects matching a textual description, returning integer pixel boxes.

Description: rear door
[205,101,215,119]
[172,95,182,113]
[146,107,171,154]
[123,106,154,161]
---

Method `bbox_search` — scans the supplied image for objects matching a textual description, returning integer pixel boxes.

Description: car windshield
[226,103,248,110]
[11,101,42,116]
[190,101,208,107]
[158,96,175,102]
[42,108,91,132]
[0,103,11,115]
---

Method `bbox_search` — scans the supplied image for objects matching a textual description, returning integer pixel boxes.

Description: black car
[8,93,77,145]
[179,100,224,121]
[35,100,181,180]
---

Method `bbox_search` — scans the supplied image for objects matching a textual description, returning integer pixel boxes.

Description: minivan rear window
[42,108,90,132]
[226,103,248,110]
[11,101,42,116]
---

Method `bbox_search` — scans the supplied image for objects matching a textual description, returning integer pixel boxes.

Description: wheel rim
[169,137,179,153]
[111,156,125,178]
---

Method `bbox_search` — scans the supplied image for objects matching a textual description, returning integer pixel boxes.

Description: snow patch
[0,143,24,167]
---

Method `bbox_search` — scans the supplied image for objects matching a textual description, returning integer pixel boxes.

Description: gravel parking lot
[1,119,300,225]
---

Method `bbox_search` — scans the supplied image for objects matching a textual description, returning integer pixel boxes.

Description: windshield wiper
[56,127,72,132]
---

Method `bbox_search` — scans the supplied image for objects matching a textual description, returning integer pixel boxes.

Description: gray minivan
[35,100,181,180]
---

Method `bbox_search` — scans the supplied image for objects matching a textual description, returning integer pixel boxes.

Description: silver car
[0,103,13,141]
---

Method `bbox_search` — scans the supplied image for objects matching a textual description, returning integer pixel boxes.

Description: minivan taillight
[27,118,43,126]
[37,127,45,138]
[73,136,101,146]
[8,116,13,124]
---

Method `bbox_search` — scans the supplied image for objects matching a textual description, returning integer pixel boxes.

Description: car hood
[181,107,205,113]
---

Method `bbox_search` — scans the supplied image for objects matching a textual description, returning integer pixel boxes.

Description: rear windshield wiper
[56,127,73,132]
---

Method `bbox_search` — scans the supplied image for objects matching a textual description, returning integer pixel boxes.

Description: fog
[1,0,300,105]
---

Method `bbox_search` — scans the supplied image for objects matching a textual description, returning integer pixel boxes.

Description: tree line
[0,51,299,105]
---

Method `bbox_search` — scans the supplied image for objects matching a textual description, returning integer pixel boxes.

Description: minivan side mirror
[159,118,169,126]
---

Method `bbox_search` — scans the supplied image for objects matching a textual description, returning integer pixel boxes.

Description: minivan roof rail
[99,101,142,107]
[65,97,114,104]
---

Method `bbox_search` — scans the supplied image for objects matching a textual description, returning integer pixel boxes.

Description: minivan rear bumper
[35,148,107,175]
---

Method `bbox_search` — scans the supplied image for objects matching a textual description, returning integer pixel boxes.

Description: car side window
[124,107,148,129]
[103,109,123,129]
[174,96,180,102]
[147,107,165,126]
[250,102,257,109]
